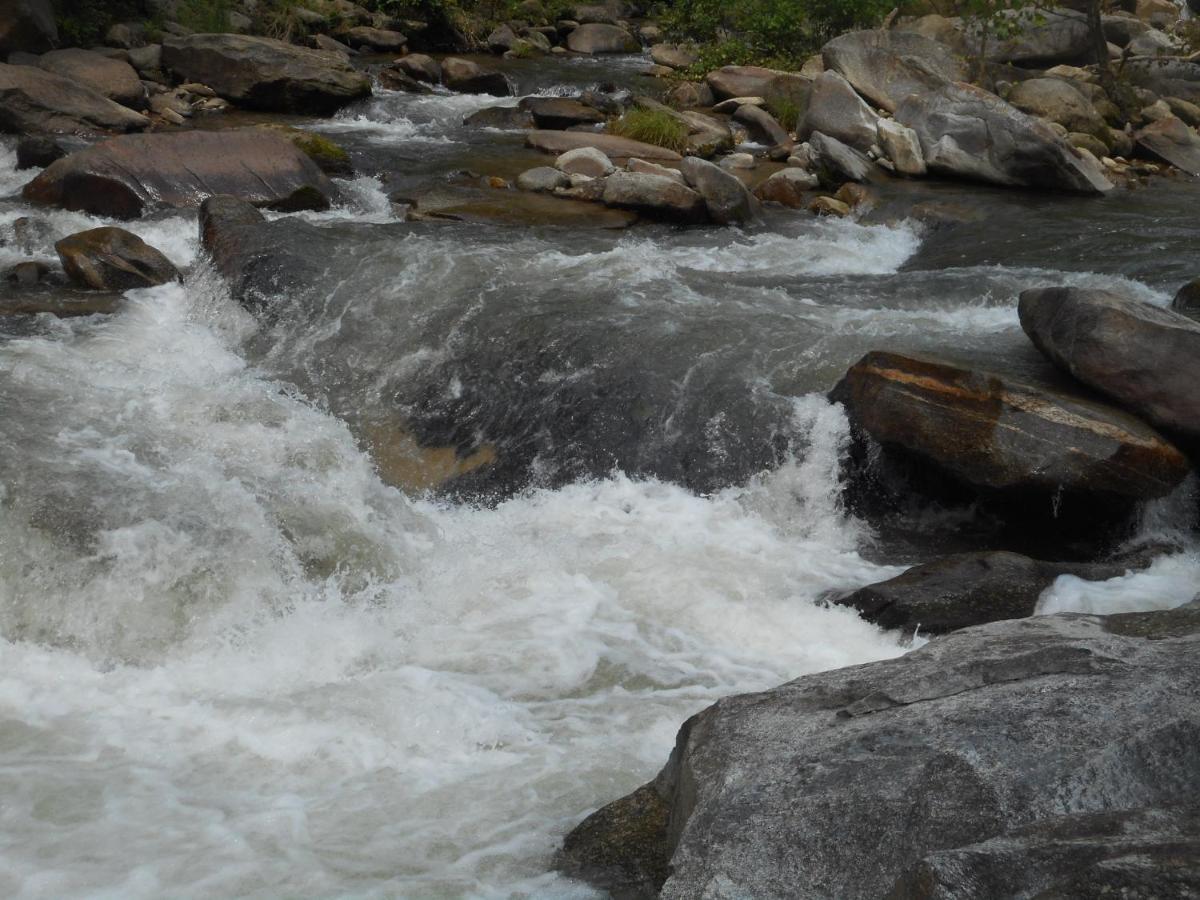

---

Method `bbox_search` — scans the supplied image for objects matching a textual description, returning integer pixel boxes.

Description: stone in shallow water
[55,226,178,291]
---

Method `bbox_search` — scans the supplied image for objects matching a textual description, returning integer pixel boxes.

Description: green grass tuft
[611,108,690,154]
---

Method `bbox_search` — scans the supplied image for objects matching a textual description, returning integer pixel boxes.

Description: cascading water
[2,68,1199,899]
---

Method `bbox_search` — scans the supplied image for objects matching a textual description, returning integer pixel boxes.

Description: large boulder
[440,57,512,96]
[394,53,440,85]
[836,549,1156,635]
[678,157,760,226]
[877,118,926,175]
[821,29,965,113]
[566,23,638,54]
[1125,58,1200,107]
[1020,287,1200,443]
[807,131,875,183]
[521,96,605,129]
[562,611,1200,898]
[0,0,56,55]
[1135,115,1200,176]
[526,130,682,162]
[36,49,145,110]
[342,26,407,52]
[895,82,1113,193]
[980,8,1097,67]
[732,104,790,147]
[1008,77,1107,137]
[24,129,335,218]
[705,65,788,101]
[600,171,706,223]
[160,34,371,114]
[830,350,1189,502]
[55,227,179,291]
[0,63,149,135]
[800,71,880,154]
[753,168,819,207]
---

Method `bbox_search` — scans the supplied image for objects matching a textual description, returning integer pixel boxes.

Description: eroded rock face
[821,29,964,113]
[1020,287,1200,442]
[24,130,335,218]
[161,34,371,114]
[895,82,1113,193]
[563,612,1200,899]
[55,227,178,291]
[829,350,1189,501]
[0,63,149,135]
[37,49,146,110]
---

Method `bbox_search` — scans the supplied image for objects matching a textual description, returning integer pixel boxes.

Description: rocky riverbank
[2,0,1200,896]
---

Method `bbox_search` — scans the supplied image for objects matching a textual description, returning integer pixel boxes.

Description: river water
[1,57,1198,898]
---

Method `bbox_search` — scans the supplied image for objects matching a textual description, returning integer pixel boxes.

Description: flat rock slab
[1135,115,1200,175]
[526,130,682,162]
[563,612,1200,898]
[829,350,1189,501]
[161,33,371,114]
[1020,286,1200,442]
[0,62,148,135]
[24,129,335,218]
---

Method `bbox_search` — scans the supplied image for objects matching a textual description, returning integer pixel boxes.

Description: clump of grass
[766,95,802,132]
[611,108,689,153]
[174,0,232,33]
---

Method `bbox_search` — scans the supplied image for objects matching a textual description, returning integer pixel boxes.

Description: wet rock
[160,34,371,114]
[5,260,48,286]
[198,195,269,290]
[344,26,406,53]
[1020,286,1200,443]
[733,104,790,147]
[679,157,760,226]
[650,43,696,70]
[0,62,149,134]
[36,49,145,110]
[830,350,1189,501]
[807,131,875,183]
[394,52,440,84]
[877,118,926,176]
[601,171,706,223]
[1172,277,1200,316]
[378,67,435,94]
[563,612,1200,899]
[754,168,818,207]
[441,57,512,96]
[800,71,880,154]
[891,805,1200,899]
[24,129,335,218]
[526,130,682,162]
[982,8,1096,67]
[705,65,787,101]
[896,82,1113,193]
[516,166,569,192]
[1135,115,1200,175]
[809,195,851,216]
[555,146,614,177]
[836,550,1157,634]
[521,96,605,129]
[15,134,63,169]
[821,29,965,113]
[0,0,56,56]
[1008,77,1106,136]
[55,227,178,291]
[463,103,532,128]
[566,23,638,54]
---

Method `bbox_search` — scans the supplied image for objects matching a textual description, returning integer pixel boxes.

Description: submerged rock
[896,82,1113,194]
[830,350,1189,502]
[1019,286,1200,443]
[562,611,1200,898]
[160,34,371,114]
[55,226,178,291]
[836,549,1157,634]
[0,62,149,135]
[24,129,335,218]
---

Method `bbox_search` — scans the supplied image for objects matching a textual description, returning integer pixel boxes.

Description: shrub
[611,107,690,153]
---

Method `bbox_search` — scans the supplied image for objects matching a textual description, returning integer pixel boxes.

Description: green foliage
[611,107,690,153]
[174,0,233,33]
[766,94,802,131]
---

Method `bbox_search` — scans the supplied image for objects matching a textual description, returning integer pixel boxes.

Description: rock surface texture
[562,610,1200,898]
[24,130,336,218]
[0,63,149,135]
[822,29,965,113]
[55,227,179,291]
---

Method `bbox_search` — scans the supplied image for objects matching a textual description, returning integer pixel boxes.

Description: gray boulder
[1008,77,1107,137]
[515,166,570,192]
[821,29,965,113]
[877,118,926,175]
[440,57,512,96]
[55,226,178,291]
[800,70,880,154]
[601,171,706,223]
[566,23,638,54]
[555,146,614,177]
[1125,58,1200,107]
[807,131,875,183]
[830,350,1189,501]
[1135,115,1200,176]
[679,157,760,226]
[895,82,1113,193]
[394,53,440,84]
[650,44,697,70]
[0,0,56,56]
[705,65,787,101]
[37,49,146,110]
[0,62,149,134]
[733,104,790,147]
[1020,286,1200,442]
[754,168,819,207]
[160,33,371,114]
[563,610,1200,898]
[24,129,335,218]
[521,96,605,129]
[343,26,407,53]
[979,8,1096,67]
